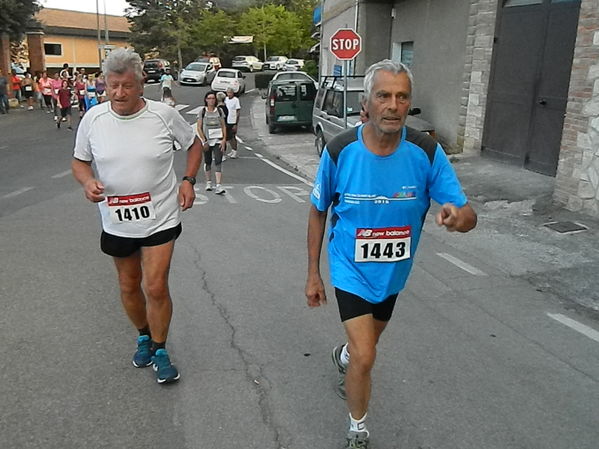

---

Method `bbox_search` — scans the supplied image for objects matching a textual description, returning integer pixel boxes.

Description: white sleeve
[234,98,241,110]
[170,109,195,151]
[73,113,93,161]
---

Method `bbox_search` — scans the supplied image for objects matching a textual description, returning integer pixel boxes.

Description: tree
[126,0,206,70]
[0,0,41,40]
[187,9,236,57]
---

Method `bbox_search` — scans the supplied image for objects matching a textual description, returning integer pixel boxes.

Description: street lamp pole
[96,0,102,69]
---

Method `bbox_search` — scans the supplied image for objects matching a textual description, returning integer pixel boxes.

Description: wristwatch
[182,176,196,186]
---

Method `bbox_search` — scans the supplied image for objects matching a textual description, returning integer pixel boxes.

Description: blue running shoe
[132,335,152,368]
[152,349,181,384]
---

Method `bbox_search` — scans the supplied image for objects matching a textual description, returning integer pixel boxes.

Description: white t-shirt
[224,96,241,125]
[73,99,195,238]
[160,74,174,90]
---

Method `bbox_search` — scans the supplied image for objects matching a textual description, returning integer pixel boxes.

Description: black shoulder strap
[405,126,437,165]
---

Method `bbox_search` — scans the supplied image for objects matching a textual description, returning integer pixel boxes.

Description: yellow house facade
[33,8,131,72]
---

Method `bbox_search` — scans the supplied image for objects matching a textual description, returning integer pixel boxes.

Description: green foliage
[303,59,318,79]
[0,0,41,40]
[187,9,236,57]
[126,0,317,65]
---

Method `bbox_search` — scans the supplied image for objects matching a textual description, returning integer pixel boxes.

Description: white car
[284,59,305,71]
[231,55,263,72]
[179,62,216,86]
[211,68,246,94]
[271,70,316,86]
[264,56,288,71]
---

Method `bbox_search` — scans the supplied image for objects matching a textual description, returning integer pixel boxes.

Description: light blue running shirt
[311,125,468,304]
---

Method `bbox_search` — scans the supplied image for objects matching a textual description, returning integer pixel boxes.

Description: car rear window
[299,83,316,101]
[186,63,207,71]
[218,71,235,78]
[233,56,246,61]
[275,85,296,102]
[144,62,159,69]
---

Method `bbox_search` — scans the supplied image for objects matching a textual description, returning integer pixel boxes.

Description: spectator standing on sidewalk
[10,70,22,107]
[160,68,175,100]
[71,48,203,385]
[305,59,477,449]
[224,87,240,159]
[0,68,9,114]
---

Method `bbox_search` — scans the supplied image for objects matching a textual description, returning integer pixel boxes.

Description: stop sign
[330,28,362,60]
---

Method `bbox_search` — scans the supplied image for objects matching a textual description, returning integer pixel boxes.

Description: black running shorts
[100,223,182,258]
[335,287,399,322]
[225,123,236,141]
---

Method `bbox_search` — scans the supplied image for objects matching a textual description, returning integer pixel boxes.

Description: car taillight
[270,97,275,108]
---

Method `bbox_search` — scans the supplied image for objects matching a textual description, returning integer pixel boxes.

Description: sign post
[330,28,362,129]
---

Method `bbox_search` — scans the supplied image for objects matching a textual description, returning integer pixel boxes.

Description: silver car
[232,56,263,72]
[179,62,215,86]
[264,56,288,71]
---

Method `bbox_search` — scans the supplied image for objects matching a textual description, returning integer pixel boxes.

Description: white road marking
[175,104,189,111]
[244,186,282,203]
[236,136,244,143]
[51,169,72,179]
[186,106,203,115]
[547,313,599,343]
[246,88,256,93]
[258,158,313,186]
[244,146,253,151]
[436,252,488,276]
[2,186,34,199]
[277,186,310,203]
[255,153,264,158]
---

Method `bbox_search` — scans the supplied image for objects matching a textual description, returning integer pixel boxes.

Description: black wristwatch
[182,176,196,186]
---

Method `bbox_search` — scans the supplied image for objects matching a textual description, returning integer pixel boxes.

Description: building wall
[43,34,129,70]
[554,0,599,217]
[321,0,358,77]
[391,0,471,152]
[355,2,393,75]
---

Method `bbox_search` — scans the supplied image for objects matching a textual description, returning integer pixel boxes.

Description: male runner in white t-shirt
[224,87,241,158]
[71,48,203,385]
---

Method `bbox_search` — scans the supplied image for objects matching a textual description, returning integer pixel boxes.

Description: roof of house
[35,8,131,35]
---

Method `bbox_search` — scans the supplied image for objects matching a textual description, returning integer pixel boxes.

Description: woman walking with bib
[196,91,227,194]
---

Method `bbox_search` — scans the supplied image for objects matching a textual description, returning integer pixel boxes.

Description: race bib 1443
[107,192,156,224]
[354,226,411,263]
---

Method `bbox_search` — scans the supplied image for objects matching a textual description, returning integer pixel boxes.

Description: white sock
[341,343,350,366]
[349,412,369,435]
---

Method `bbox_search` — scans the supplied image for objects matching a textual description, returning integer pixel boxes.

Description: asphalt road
[1,75,598,449]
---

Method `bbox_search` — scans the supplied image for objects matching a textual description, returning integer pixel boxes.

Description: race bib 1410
[354,226,411,263]
[107,192,156,224]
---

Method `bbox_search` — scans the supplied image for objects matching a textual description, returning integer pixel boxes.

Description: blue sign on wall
[333,64,342,76]
[313,6,321,26]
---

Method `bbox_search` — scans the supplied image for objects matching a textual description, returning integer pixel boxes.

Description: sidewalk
[248,94,599,314]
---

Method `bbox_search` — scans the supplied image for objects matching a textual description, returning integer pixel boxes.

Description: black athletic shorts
[335,287,399,322]
[100,223,182,258]
[60,106,71,117]
[225,123,236,141]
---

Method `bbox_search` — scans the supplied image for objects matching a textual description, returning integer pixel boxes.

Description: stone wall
[554,0,599,217]
[459,0,497,154]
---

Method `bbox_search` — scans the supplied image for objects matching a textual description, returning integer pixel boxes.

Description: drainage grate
[543,221,588,234]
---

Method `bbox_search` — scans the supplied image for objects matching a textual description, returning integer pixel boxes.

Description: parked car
[271,71,317,87]
[263,56,288,71]
[11,63,26,80]
[211,68,246,94]
[195,56,221,70]
[231,55,263,72]
[265,79,317,133]
[283,58,305,71]
[312,76,435,156]
[179,62,216,86]
[143,59,171,82]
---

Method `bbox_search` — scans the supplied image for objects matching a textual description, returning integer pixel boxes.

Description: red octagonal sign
[330,28,362,61]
